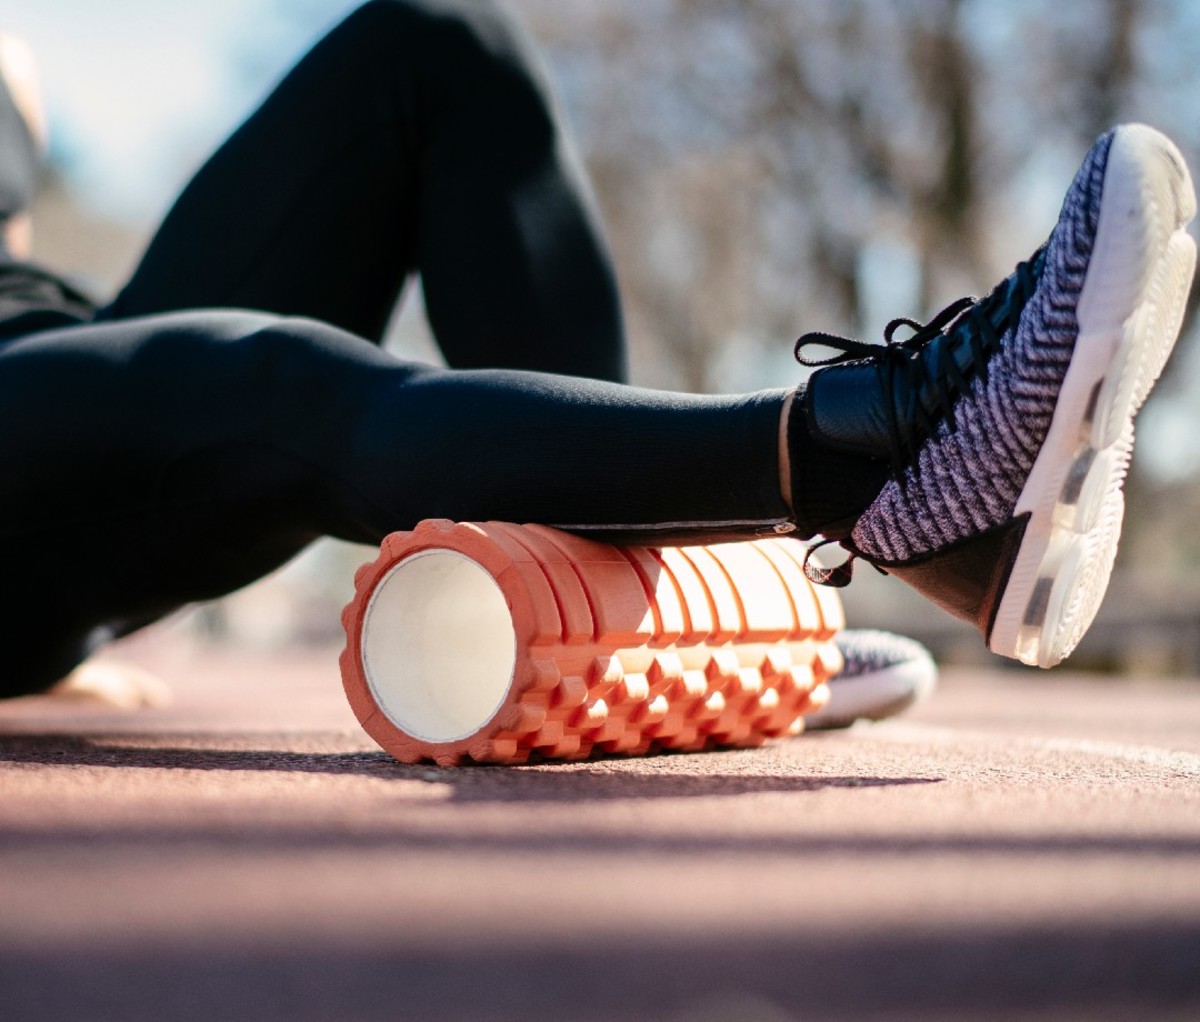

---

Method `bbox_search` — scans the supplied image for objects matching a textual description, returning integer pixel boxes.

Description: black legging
[0,0,791,694]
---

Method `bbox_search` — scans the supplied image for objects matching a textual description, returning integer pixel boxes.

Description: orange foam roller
[339,520,844,766]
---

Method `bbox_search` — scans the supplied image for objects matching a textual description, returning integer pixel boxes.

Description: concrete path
[2,626,1199,1022]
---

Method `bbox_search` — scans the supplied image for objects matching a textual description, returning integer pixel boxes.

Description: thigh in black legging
[0,312,783,696]
[106,0,626,381]
[0,311,401,695]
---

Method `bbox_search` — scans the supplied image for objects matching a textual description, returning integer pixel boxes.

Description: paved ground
[2,623,1199,1022]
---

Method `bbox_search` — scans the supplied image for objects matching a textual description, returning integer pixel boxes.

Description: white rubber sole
[989,124,1197,668]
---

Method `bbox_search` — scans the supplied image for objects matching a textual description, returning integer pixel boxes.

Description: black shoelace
[793,246,1044,586]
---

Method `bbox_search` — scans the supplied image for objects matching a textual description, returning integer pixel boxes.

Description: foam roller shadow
[340,520,844,766]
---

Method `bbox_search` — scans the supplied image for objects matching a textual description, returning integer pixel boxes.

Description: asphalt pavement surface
[2,624,1199,1022]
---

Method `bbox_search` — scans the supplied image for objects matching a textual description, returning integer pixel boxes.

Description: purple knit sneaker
[794,125,1196,667]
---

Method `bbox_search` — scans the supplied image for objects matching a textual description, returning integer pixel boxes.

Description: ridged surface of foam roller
[340,520,844,765]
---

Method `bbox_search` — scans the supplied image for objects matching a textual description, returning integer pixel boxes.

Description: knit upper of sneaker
[833,628,933,680]
[847,131,1112,563]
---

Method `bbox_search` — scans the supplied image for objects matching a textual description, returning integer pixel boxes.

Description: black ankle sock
[788,383,892,540]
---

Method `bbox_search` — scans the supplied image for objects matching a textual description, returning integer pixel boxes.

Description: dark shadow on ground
[0,733,943,801]
[3,918,1199,1022]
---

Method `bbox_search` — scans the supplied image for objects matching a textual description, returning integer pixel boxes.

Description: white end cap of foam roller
[361,550,516,743]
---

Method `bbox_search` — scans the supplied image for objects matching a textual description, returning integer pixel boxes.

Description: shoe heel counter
[878,514,1030,642]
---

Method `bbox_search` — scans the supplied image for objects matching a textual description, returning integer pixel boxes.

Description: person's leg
[106,0,626,381]
[0,310,786,696]
[2,124,1192,692]
[2,11,1189,694]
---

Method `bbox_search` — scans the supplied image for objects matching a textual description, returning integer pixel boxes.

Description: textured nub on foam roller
[340,520,844,765]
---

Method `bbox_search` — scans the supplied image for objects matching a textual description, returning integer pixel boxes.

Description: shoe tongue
[805,314,984,460]
[805,249,1043,464]
[806,359,904,458]
[965,243,1045,340]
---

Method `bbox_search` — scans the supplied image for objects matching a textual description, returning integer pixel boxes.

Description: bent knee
[344,0,552,102]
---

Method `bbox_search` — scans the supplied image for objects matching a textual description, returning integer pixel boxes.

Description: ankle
[786,381,891,540]
[777,390,796,515]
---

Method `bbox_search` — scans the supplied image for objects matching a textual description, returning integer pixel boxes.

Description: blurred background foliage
[22,0,1200,672]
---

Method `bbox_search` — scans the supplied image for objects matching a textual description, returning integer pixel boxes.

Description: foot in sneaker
[787,124,1196,668]
[805,629,937,731]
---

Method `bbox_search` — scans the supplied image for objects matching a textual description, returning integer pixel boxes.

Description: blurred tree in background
[511,0,1197,389]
